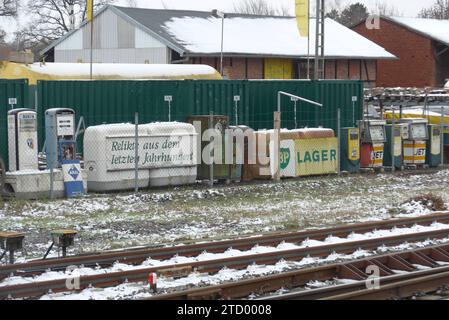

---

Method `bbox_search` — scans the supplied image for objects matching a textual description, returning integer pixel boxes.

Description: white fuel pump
[7,109,39,172]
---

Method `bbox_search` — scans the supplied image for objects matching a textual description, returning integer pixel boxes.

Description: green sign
[280,147,291,170]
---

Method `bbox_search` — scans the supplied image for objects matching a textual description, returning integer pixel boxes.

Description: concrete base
[88,178,149,193]
[149,167,197,188]
[4,169,88,200]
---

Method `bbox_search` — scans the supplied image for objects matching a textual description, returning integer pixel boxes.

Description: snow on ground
[39,236,449,300]
[1,169,449,262]
[2,221,448,289]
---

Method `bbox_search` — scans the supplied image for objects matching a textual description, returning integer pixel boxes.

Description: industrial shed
[40,5,395,86]
[353,16,449,88]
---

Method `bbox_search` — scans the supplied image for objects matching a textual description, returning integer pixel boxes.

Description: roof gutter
[184,52,397,60]
[171,57,190,64]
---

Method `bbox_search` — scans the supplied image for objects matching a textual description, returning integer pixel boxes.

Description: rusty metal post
[274,111,281,182]
[441,107,445,166]
[337,108,341,176]
[392,108,396,173]
[209,111,214,187]
[134,112,139,193]
[9,250,14,264]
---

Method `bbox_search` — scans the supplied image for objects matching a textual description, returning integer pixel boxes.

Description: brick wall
[190,55,376,84]
[436,47,449,86]
[353,18,437,87]
[323,59,376,86]
[191,57,263,79]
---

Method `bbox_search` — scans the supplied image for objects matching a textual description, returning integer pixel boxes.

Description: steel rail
[259,266,449,300]
[323,270,449,300]
[148,244,449,300]
[149,245,449,300]
[2,227,449,299]
[2,212,449,281]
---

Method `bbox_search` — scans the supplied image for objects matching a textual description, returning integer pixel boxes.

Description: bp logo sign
[280,147,291,169]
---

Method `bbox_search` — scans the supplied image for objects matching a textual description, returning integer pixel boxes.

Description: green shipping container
[0,79,30,169]
[37,80,363,155]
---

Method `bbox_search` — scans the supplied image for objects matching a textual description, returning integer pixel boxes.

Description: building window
[298,60,314,79]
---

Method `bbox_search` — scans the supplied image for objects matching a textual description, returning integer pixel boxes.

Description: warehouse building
[40,5,395,85]
[353,16,449,88]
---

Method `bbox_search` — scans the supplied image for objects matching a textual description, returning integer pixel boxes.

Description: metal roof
[40,5,396,60]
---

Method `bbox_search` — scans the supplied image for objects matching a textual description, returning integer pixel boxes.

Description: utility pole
[314,0,325,80]
[212,9,226,76]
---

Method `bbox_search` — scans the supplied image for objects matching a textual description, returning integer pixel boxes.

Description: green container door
[186,115,231,181]
[0,79,30,169]
[426,125,442,167]
[384,124,403,170]
[37,79,364,156]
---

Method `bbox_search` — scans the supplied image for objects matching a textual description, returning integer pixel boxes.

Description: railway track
[150,244,449,300]
[2,212,449,299]
[2,212,449,280]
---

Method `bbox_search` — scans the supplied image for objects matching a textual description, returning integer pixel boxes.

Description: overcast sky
[121,0,433,16]
[0,0,437,42]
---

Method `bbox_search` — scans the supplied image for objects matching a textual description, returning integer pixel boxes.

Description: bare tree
[18,0,115,47]
[161,1,172,10]
[326,8,340,21]
[232,0,290,16]
[326,0,343,13]
[0,29,6,43]
[339,2,369,26]
[0,0,18,17]
[419,0,449,19]
[373,0,402,16]
[126,0,137,7]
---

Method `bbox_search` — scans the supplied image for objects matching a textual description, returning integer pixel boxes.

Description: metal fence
[0,106,350,200]
[36,79,364,151]
[0,79,364,200]
[0,79,30,169]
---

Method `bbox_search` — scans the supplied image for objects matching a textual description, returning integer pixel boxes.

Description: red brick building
[353,16,449,88]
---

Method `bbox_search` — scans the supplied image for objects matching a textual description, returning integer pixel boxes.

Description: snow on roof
[445,80,449,88]
[386,16,449,46]
[163,17,395,59]
[27,63,218,78]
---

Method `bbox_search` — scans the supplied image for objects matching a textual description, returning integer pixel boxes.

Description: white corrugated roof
[386,16,449,45]
[163,17,396,59]
[26,63,218,78]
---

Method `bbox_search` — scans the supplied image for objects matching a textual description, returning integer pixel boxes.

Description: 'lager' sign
[295,138,338,176]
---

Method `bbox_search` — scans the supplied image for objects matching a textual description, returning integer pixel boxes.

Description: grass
[405,193,447,211]
[2,170,449,259]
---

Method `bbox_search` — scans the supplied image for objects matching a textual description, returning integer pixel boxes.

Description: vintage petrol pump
[426,125,442,167]
[45,108,76,169]
[7,108,39,172]
[384,124,403,170]
[340,127,360,173]
[45,108,84,197]
[359,120,386,169]
[400,119,429,166]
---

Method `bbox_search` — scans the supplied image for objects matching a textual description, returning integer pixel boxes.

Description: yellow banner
[295,0,309,37]
[87,0,93,22]
[295,138,338,176]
